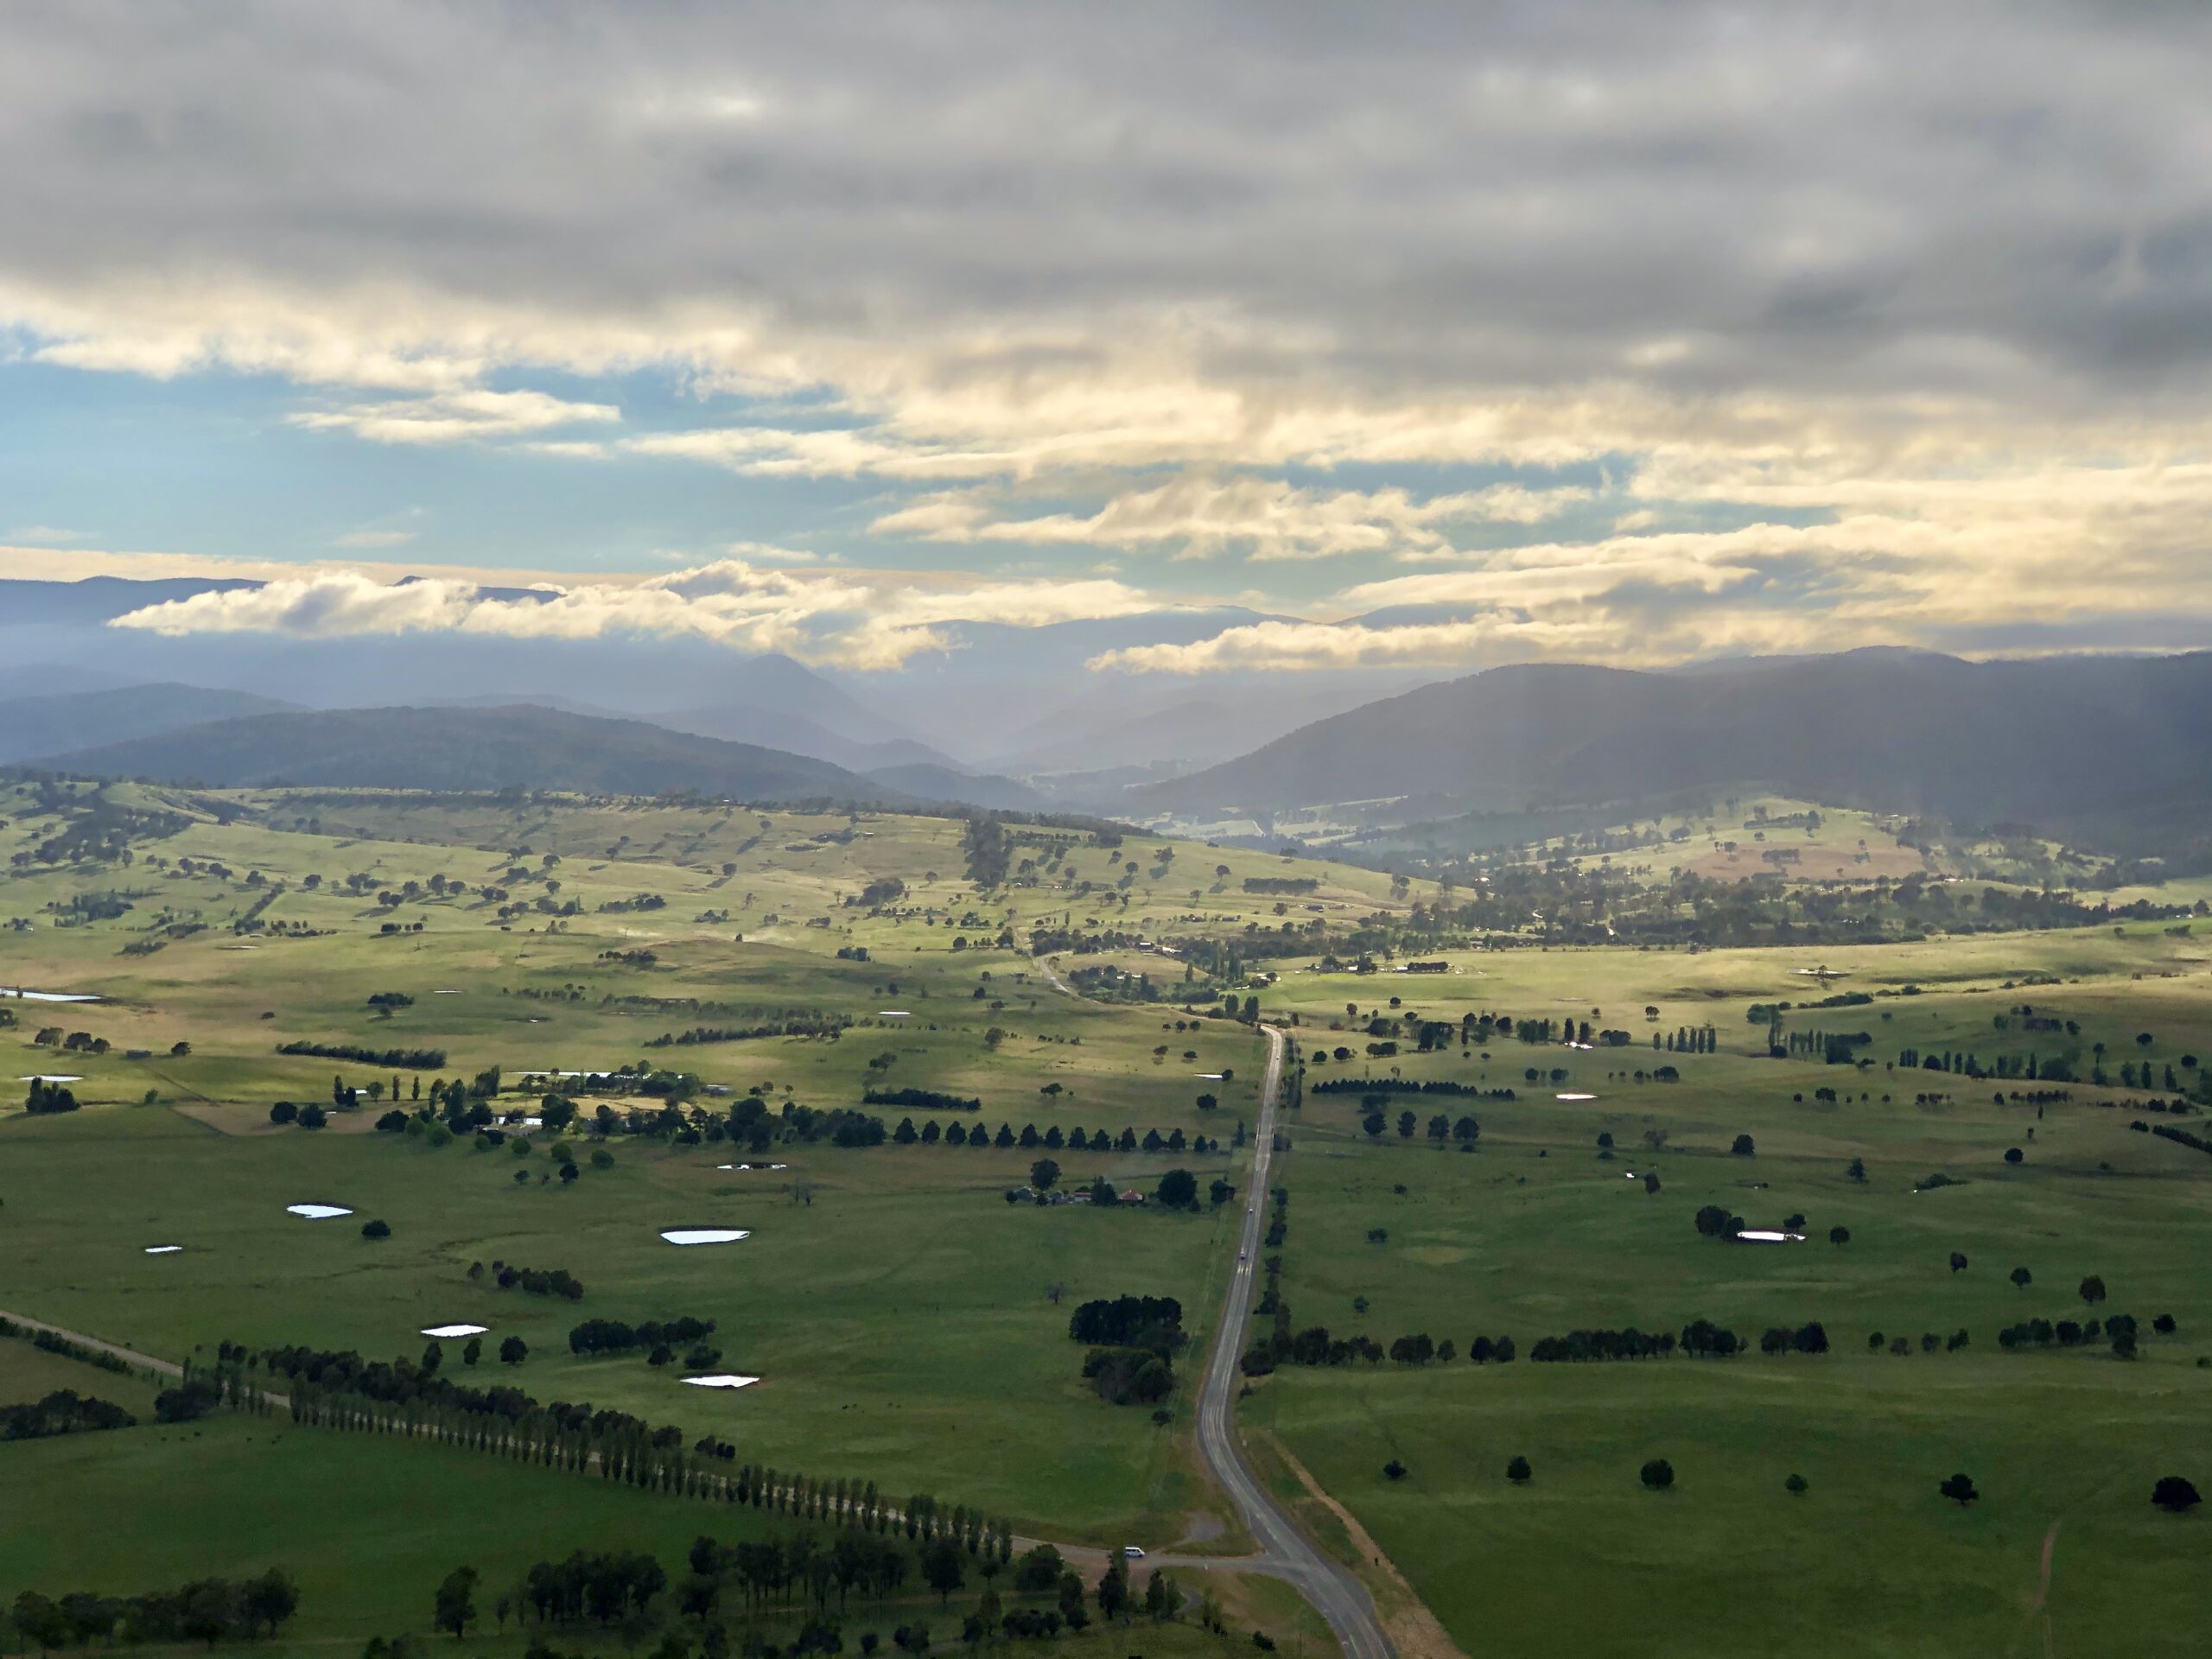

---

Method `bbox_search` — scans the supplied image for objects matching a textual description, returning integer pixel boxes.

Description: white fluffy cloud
[106,562,1156,671]
[290,388,620,445]
[876,474,1594,560]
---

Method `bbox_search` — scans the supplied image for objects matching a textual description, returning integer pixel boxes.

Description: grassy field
[0,777,1431,1649]
[8,778,2211,1655]
[0,1407,1321,1659]
[1245,926,2212,1655]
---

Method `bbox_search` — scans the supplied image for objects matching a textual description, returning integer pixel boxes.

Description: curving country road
[1182,1025,1396,1659]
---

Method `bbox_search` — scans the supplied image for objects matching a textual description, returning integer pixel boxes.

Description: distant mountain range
[1133,648,2212,855]
[0,576,1427,775]
[0,683,296,766]
[32,703,899,803]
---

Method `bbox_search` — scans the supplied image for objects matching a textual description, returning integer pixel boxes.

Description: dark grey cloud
[3,1,2209,407]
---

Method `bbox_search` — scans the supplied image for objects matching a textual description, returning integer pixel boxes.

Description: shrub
[2152,1476,2202,1513]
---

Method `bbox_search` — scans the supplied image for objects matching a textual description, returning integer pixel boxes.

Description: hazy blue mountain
[985,677,1424,773]
[861,763,1044,810]
[1132,648,2212,855]
[0,683,297,766]
[35,703,899,803]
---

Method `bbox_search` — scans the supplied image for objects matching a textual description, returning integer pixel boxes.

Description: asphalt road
[1182,1025,1397,1659]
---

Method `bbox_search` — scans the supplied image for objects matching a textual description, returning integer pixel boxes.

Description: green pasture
[1246,938,2212,1654]
[0,1409,1303,1659]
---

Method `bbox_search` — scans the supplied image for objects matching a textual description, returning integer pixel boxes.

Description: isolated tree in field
[1828,1225,1850,1247]
[1396,1110,1416,1139]
[1643,1172,1662,1194]
[2010,1266,2032,1290]
[1847,1157,1867,1183]
[1731,1134,1755,1157]
[1506,1455,1531,1484]
[1639,1459,1675,1491]
[434,1566,479,1637]
[2152,1476,2202,1513]
[461,1337,482,1367]
[499,1336,527,1365]
[2004,1147,2023,1165]
[1155,1169,1198,1210]
[1382,1459,1407,1481]
[1949,1252,1968,1274]
[361,1218,391,1239]
[1195,1093,1217,1111]
[1694,1205,1742,1239]
[2079,1274,2107,1306]
[1030,1158,1060,1191]
[1939,1473,1979,1507]
[1785,1474,1808,1496]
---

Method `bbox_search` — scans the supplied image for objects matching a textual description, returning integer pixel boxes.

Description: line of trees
[10,1573,298,1649]
[893,1118,1218,1155]
[252,1344,1009,1545]
[474,1260,586,1300]
[276,1040,447,1069]
[0,1318,134,1377]
[863,1087,982,1113]
[568,1317,717,1358]
[1310,1077,1516,1099]
[0,1389,136,1440]
[647,1014,851,1049]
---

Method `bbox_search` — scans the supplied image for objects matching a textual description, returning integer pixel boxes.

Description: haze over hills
[31,703,901,803]
[1134,648,2212,855]
[0,683,297,766]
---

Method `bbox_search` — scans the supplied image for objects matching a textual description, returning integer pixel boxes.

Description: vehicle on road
[1122,1546,1145,1559]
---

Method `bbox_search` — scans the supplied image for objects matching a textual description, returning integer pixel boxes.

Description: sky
[3,2,2211,675]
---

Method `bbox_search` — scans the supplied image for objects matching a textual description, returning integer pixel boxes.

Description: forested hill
[1133,648,2212,853]
[30,703,901,803]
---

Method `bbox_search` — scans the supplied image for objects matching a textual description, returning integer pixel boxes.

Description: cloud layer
[9,3,2212,671]
[107,563,1157,671]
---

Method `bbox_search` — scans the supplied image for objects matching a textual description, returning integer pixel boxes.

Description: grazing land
[4,777,2209,1656]
[1244,933,2212,1656]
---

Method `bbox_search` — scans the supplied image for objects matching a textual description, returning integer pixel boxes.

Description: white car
[1122,1546,1146,1559]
